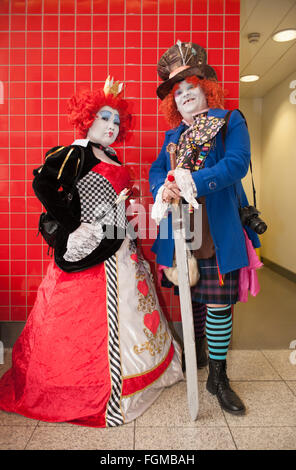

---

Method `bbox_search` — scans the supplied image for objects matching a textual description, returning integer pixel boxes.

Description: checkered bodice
[76,162,129,229]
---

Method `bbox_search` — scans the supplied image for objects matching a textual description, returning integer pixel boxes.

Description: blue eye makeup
[114,115,120,126]
[99,110,112,121]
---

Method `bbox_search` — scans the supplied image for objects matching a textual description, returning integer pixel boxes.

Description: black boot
[206,359,246,415]
[182,335,208,372]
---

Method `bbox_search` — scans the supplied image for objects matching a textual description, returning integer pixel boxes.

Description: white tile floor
[0,348,296,450]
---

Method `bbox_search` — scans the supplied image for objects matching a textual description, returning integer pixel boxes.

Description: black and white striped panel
[105,254,124,427]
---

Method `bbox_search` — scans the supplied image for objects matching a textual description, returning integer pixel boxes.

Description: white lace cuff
[151,185,169,225]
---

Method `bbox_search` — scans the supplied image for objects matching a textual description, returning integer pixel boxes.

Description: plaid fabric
[161,255,239,305]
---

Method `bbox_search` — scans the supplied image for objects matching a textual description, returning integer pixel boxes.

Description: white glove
[151,185,169,225]
[174,168,199,209]
[63,222,104,262]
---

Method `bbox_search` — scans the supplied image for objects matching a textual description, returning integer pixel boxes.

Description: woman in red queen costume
[0,77,183,427]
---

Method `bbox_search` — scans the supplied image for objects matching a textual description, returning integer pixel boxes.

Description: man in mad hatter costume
[149,41,262,415]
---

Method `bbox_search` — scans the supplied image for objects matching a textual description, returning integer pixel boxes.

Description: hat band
[169,65,190,79]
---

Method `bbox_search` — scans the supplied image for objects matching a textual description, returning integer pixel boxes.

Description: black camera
[239,205,267,234]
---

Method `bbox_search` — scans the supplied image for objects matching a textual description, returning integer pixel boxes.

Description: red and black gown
[0,142,183,427]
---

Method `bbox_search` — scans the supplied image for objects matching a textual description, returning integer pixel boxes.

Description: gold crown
[103,75,124,97]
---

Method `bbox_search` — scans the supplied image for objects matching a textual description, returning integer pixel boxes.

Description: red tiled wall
[0,0,240,322]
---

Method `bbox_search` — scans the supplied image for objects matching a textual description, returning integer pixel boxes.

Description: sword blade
[172,203,199,421]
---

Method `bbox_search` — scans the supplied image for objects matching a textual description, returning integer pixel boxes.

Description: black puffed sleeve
[32,145,82,233]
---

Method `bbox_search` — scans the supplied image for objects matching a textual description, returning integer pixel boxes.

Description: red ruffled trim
[92,162,130,195]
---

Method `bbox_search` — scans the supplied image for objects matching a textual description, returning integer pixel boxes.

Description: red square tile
[76,32,91,48]
[159,32,175,48]
[60,1,75,14]
[27,260,43,276]
[224,82,239,99]
[159,15,175,31]
[0,132,8,147]
[10,49,25,65]
[159,0,171,14]
[93,1,108,14]
[43,31,59,48]
[143,2,157,14]
[126,15,141,31]
[76,49,92,65]
[225,0,240,14]
[224,65,240,81]
[76,65,92,81]
[10,115,25,131]
[93,15,108,31]
[27,132,42,148]
[93,32,108,48]
[27,15,42,31]
[60,48,75,64]
[208,48,223,65]
[60,14,75,31]
[125,48,141,64]
[109,32,125,48]
[0,31,9,47]
[27,48,42,65]
[176,15,191,31]
[11,306,26,321]
[192,0,207,14]
[0,291,9,305]
[209,0,224,14]
[142,32,157,48]
[44,49,59,65]
[60,31,74,48]
[224,48,239,65]
[26,65,41,81]
[209,15,224,30]
[125,65,141,82]
[143,15,157,31]
[225,32,240,48]
[76,15,92,31]
[93,48,108,64]
[208,32,223,48]
[25,99,41,115]
[44,0,59,13]
[0,65,8,81]
[0,1,8,13]
[10,244,26,259]
[27,0,42,13]
[0,213,9,228]
[225,15,240,31]
[126,32,141,47]
[0,306,9,321]
[77,0,91,14]
[10,15,26,31]
[11,276,26,291]
[109,14,125,31]
[10,180,25,197]
[109,0,124,14]
[44,15,59,31]
[176,0,191,14]
[126,1,141,14]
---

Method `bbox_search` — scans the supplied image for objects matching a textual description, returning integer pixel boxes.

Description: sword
[167,142,199,421]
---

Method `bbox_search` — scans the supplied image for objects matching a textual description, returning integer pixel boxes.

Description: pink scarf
[239,229,263,302]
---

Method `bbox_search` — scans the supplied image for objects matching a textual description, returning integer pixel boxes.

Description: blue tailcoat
[148,108,260,274]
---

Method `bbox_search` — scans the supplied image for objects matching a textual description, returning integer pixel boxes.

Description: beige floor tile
[224,381,296,427]
[0,425,36,450]
[135,426,236,450]
[231,427,296,450]
[0,410,39,426]
[0,349,12,377]
[26,425,134,450]
[136,381,227,427]
[262,350,296,380]
[226,350,281,381]
[286,381,296,396]
[37,419,134,428]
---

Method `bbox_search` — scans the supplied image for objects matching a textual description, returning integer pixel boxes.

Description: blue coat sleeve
[191,109,251,197]
[149,136,169,201]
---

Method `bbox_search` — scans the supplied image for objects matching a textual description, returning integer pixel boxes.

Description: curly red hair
[67,89,132,143]
[159,76,225,128]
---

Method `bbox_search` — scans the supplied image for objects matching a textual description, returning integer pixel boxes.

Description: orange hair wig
[159,76,225,128]
[67,89,132,143]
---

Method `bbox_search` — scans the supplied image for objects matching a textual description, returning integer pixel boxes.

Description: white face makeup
[174,80,208,122]
[87,105,120,147]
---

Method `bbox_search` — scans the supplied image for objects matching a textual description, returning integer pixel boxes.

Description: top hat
[156,41,217,100]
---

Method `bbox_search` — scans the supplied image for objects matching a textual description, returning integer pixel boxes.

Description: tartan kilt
[161,255,239,305]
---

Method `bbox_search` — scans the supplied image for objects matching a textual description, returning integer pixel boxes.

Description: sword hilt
[166,142,180,207]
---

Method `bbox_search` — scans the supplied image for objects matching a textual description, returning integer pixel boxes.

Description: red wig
[159,76,225,128]
[67,88,132,143]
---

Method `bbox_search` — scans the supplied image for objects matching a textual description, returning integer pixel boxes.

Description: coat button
[209,181,217,190]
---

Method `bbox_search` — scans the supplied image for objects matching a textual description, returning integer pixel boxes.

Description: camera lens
[250,218,267,234]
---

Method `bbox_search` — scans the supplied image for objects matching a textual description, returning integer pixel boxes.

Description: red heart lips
[144,310,160,335]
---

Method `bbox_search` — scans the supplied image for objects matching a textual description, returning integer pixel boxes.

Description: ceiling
[240,0,296,98]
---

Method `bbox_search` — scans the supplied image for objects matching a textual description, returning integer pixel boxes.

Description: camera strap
[221,109,257,208]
